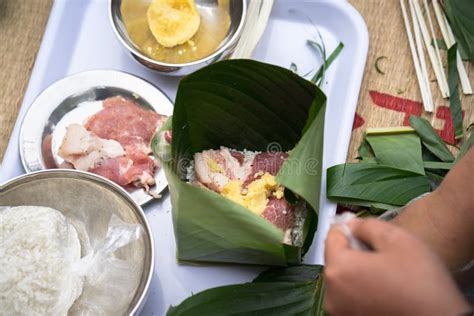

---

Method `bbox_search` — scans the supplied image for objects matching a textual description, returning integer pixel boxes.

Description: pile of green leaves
[167,265,326,316]
[327,116,474,212]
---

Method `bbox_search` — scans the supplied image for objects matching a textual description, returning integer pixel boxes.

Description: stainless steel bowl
[0,170,154,315]
[109,0,246,76]
[18,70,173,206]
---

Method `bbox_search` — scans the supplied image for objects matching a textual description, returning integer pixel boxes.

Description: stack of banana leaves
[327,116,473,215]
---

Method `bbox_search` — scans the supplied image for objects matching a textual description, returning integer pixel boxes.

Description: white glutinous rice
[0,206,83,315]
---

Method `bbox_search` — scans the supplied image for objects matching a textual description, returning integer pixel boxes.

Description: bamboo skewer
[432,0,449,43]
[423,0,448,97]
[409,0,434,112]
[250,0,273,55]
[412,0,449,98]
[444,16,472,95]
[432,0,472,95]
[400,0,432,112]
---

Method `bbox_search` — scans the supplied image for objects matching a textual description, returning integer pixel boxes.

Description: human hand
[324,218,471,316]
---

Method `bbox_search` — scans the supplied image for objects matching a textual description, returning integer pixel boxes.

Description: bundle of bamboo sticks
[231,0,274,59]
[400,0,472,112]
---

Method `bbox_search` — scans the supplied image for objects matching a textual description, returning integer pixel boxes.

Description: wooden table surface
[0,0,473,162]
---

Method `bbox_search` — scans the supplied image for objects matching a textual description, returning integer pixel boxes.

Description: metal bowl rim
[0,169,155,315]
[109,0,247,68]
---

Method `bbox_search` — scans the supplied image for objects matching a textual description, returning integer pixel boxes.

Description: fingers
[324,226,349,314]
[349,218,405,251]
[324,225,376,316]
[325,225,350,263]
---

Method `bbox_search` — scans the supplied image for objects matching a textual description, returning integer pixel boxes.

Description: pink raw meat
[230,150,245,165]
[243,152,288,187]
[85,96,163,153]
[79,96,165,188]
[261,196,295,231]
[90,152,156,188]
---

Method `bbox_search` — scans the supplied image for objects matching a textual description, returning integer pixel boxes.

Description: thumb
[324,225,350,263]
[349,218,403,251]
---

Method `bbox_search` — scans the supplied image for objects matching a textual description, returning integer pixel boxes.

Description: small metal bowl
[109,0,246,76]
[0,169,154,314]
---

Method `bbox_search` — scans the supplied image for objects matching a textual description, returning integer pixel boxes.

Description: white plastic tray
[0,0,368,314]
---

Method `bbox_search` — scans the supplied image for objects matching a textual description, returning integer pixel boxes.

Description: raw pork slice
[59,96,166,189]
[89,153,156,189]
[58,124,125,171]
[191,147,296,232]
[85,96,164,154]
[194,147,253,192]
[261,196,296,231]
[243,152,289,187]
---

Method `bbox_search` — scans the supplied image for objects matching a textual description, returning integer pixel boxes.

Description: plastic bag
[68,214,143,316]
[332,212,369,251]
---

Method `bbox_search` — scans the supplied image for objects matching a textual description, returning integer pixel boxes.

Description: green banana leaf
[156,60,327,266]
[409,116,455,162]
[426,171,445,189]
[277,100,325,214]
[328,197,400,211]
[447,44,464,140]
[166,168,291,265]
[327,163,431,207]
[455,131,474,164]
[167,265,325,316]
[444,0,474,63]
[365,132,425,175]
[253,264,323,283]
[357,139,375,162]
[171,60,323,168]
[423,161,453,170]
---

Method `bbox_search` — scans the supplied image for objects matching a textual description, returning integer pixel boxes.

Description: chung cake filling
[186,146,307,245]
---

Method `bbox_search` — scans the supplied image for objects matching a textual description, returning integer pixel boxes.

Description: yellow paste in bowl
[121,0,231,64]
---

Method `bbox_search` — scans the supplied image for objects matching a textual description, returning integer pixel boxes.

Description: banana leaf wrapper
[153,60,327,266]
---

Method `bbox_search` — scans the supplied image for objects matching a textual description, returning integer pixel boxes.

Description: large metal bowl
[109,0,246,76]
[0,170,154,315]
